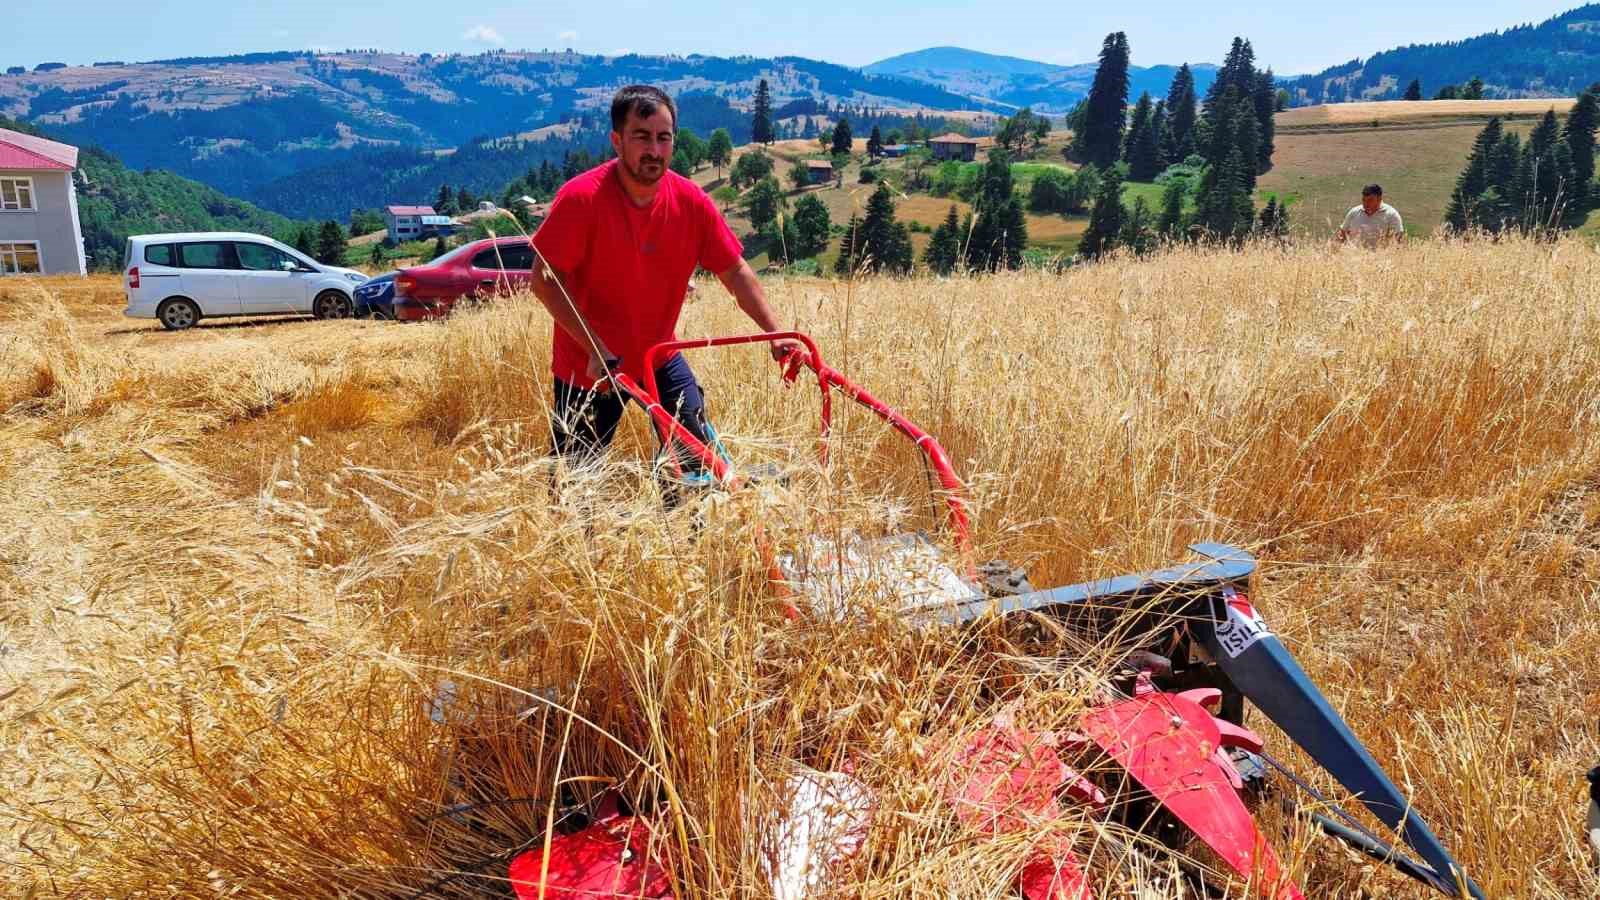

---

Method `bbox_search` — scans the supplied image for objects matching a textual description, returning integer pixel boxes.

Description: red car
[392,237,536,321]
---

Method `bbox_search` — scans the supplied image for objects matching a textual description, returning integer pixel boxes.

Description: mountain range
[864,47,1217,114]
[0,51,996,213]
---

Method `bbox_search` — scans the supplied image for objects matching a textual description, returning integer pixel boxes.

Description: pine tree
[1150,100,1169,169]
[885,222,915,274]
[867,125,883,157]
[1445,118,1505,231]
[1403,79,1422,101]
[368,242,384,267]
[1231,103,1261,192]
[857,182,897,273]
[999,196,1028,269]
[1256,196,1281,237]
[1490,131,1522,190]
[1196,145,1253,240]
[831,116,853,155]
[1162,64,1199,162]
[834,213,861,276]
[315,221,347,265]
[1564,90,1599,209]
[1527,110,1574,227]
[1073,32,1131,167]
[1508,144,1536,229]
[707,128,733,179]
[1157,179,1186,237]
[1530,109,1559,158]
[924,204,962,275]
[1119,196,1155,255]
[1464,77,1485,100]
[1252,69,1277,173]
[1205,38,1256,110]
[294,226,316,256]
[751,79,774,144]
[1124,93,1160,180]
[434,184,455,215]
[1079,165,1127,259]
[963,150,1027,271]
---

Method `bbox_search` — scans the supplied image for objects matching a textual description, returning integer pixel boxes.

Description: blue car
[353,271,398,319]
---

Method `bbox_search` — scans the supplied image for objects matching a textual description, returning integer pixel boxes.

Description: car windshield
[265,239,317,269]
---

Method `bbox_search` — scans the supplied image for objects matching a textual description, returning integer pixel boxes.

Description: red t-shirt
[532,159,743,388]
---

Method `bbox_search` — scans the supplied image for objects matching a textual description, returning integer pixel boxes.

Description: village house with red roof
[0,126,86,275]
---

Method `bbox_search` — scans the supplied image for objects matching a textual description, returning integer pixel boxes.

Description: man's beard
[626,155,666,185]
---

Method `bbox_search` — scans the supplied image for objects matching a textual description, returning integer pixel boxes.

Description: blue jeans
[550,353,710,470]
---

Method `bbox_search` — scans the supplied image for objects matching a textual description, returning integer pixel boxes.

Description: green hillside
[1283,4,1600,102]
[1,116,299,270]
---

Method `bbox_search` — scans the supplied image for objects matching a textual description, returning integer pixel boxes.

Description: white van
[123,232,369,330]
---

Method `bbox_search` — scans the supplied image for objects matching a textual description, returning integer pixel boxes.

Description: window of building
[0,241,42,274]
[0,177,35,212]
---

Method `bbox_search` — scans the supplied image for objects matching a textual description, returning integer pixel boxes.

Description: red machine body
[502,331,1478,900]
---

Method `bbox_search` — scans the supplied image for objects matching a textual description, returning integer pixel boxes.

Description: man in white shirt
[1338,184,1404,247]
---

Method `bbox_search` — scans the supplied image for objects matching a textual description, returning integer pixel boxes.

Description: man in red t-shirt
[530,84,798,470]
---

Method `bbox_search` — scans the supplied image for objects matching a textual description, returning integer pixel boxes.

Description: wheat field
[3,238,1600,898]
[1276,99,1578,128]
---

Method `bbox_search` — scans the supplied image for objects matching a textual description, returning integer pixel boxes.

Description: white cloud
[558,29,579,44]
[462,25,506,46]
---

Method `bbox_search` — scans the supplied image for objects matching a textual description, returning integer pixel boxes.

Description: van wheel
[313,290,353,319]
[157,298,200,331]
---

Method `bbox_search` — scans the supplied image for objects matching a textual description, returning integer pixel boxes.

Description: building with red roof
[0,127,86,275]
[384,204,457,243]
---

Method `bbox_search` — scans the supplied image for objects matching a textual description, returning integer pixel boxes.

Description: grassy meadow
[4,237,1600,897]
[1262,99,1591,238]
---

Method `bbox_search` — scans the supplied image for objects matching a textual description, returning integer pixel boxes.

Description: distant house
[514,195,551,222]
[929,133,979,162]
[804,159,835,184]
[0,127,86,276]
[881,144,909,158]
[384,205,455,242]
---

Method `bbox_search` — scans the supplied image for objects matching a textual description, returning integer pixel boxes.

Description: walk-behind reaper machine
[507,331,1482,900]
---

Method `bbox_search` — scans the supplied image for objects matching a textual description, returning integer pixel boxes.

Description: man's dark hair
[1362,184,1383,197]
[611,85,676,133]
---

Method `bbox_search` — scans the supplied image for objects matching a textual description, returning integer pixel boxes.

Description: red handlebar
[613,331,971,554]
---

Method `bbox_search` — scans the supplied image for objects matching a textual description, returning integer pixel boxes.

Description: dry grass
[4,237,1600,898]
[1277,98,1578,128]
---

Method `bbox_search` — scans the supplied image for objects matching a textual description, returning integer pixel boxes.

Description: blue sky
[5,0,1583,75]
